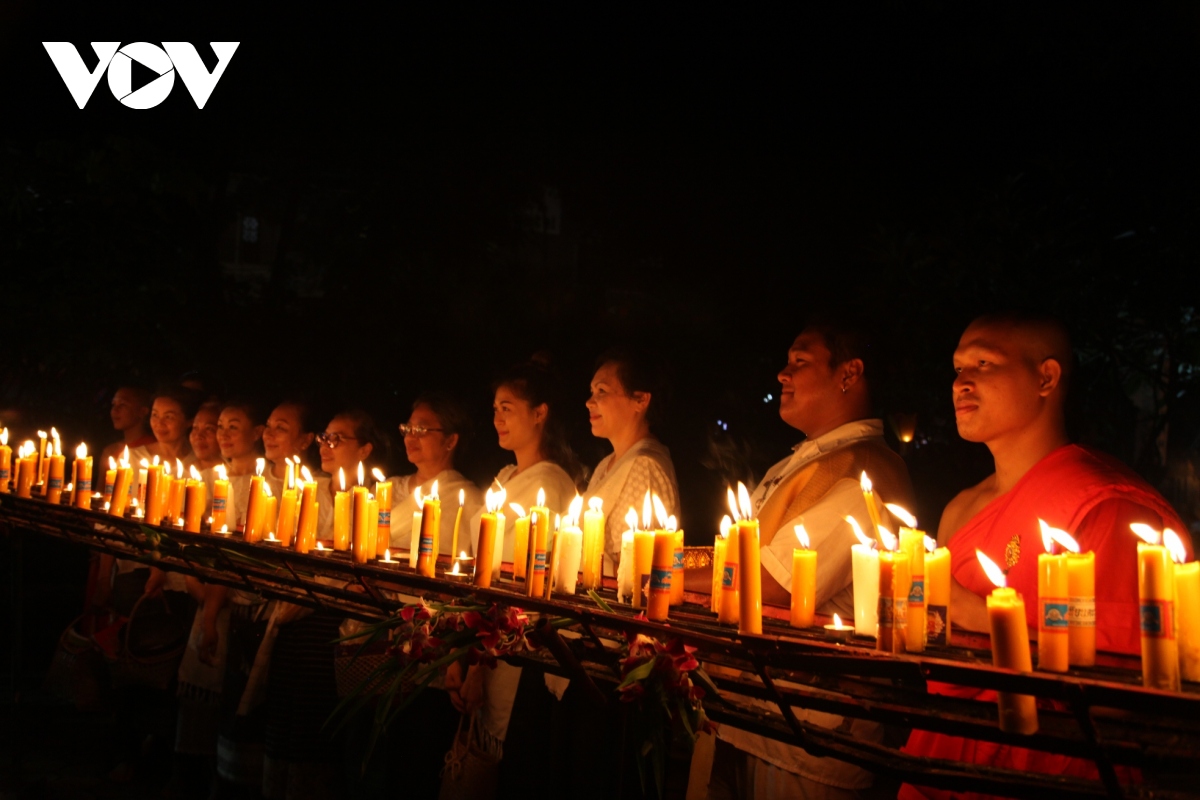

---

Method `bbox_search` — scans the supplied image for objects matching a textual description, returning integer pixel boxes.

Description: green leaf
[587,589,614,613]
[617,658,656,690]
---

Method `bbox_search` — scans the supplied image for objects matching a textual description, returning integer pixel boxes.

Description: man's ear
[1038,358,1063,395]
[841,358,864,389]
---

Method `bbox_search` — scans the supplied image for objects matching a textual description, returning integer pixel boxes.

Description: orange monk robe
[901,444,1188,800]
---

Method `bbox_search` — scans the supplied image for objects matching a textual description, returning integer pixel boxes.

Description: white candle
[492,511,507,581]
[410,509,422,568]
[848,515,879,637]
[617,529,635,603]
[556,497,585,595]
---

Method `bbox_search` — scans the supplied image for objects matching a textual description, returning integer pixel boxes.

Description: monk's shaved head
[961,312,1073,397]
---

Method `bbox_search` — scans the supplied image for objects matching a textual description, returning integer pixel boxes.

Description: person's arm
[143,566,166,598]
[199,584,228,664]
[91,553,115,608]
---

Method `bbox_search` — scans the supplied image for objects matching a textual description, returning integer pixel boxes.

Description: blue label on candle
[722,564,737,590]
[651,567,672,592]
[212,496,226,511]
[534,551,546,574]
[672,551,684,570]
[378,510,391,526]
[1141,601,1175,639]
[419,534,434,555]
[78,479,91,493]
[0,469,9,481]
[1042,601,1069,631]
[49,477,62,490]
[103,481,114,495]
[908,578,924,606]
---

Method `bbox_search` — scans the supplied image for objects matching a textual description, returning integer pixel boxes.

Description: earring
[842,385,848,394]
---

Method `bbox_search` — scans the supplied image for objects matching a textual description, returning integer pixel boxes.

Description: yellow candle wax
[899,527,927,653]
[102,461,116,505]
[581,498,605,591]
[374,473,392,558]
[790,547,817,628]
[512,512,530,581]
[1139,541,1180,691]
[295,480,318,553]
[1067,551,1097,667]
[925,543,952,645]
[184,479,206,532]
[987,586,1038,734]
[670,529,685,606]
[712,530,728,614]
[277,487,298,547]
[450,488,464,562]
[719,522,740,625]
[737,518,762,635]
[476,511,498,588]
[366,498,379,562]
[333,490,351,550]
[1175,560,1200,682]
[244,474,265,541]
[46,453,65,504]
[211,468,229,532]
[168,473,187,522]
[527,508,550,597]
[73,446,92,509]
[878,549,910,654]
[35,434,47,490]
[648,530,674,622]
[17,451,37,499]
[417,496,441,577]
[145,463,165,524]
[633,529,655,610]
[262,494,278,537]
[110,464,132,516]
[351,485,371,564]
[1037,552,1070,672]
[0,431,11,494]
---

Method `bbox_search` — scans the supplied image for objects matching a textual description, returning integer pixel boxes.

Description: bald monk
[900,312,1188,800]
[708,316,914,800]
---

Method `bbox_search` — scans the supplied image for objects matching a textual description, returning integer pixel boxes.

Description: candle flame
[430,480,439,500]
[795,524,810,549]
[255,458,264,476]
[215,464,228,481]
[153,454,160,465]
[108,456,117,469]
[372,467,386,483]
[357,461,364,486]
[384,548,391,560]
[537,487,545,507]
[0,428,7,446]
[263,482,273,498]
[51,426,59,440]
[568,494,584,525]
[164,459,172,477]
[666,515,678,532]
[879,527,898,551]
[588,496,603,513]
[625,506,639,533]
[451,561,461,575]
[833,613,843,627]
[509,501,527,518]
[737,481,753,520]
[885,503,917,529]
[846,516,874,548]
[727,487,740,522]
[316,540,325,550]
[38,430,47,439]
[719,514,732,538]
[174,457,182,476]
[652,493,669,528]
[924,535,937,553]
[339,467,346,492]
[190,465,202,480]
[554,513,560,531]
[130,497,139,509]
[976,549,1006,588]
[140,458,150,468]
[1130,523,1161,545]
[485,486,507,513]
[458,488,465,505]
[54,437,62,456]
[460,550,468,560]
[1039,519,1080,554]
[1165,529,1187,564]
[860,471,873,493]
[301,465,313,483]
[122,445,129,463]
[642,490,652,530]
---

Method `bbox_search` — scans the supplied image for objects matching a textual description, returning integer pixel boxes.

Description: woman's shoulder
[439,470,483,499]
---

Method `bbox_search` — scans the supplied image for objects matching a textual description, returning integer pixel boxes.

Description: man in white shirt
[708,318,914,800]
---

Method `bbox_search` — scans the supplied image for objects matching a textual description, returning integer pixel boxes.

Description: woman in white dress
[262,400,319,487]
[316,408,387,542]
[387,394,482,557]
[585,348,680,573]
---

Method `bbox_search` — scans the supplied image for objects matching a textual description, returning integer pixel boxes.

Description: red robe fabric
[900,444,1188,800]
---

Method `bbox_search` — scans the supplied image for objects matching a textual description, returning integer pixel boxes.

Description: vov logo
[42,42,239,109]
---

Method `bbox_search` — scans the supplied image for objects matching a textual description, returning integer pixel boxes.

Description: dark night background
[3,3,1200,693]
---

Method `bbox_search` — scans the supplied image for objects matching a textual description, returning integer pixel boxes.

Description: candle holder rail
[3,495,1200,799]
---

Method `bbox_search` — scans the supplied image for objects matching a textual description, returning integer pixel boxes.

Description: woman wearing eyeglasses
[387,393,482,558]
[585,347,680,574]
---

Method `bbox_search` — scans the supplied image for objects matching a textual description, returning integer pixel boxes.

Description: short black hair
[802,312,877,378]
[594,346,671,429]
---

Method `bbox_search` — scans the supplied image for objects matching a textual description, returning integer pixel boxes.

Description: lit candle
[877,529,909,654]
[183,465,206,533]
[373,468,392,558]
[276,468,299,547]
[361,495,378,565]
[145,458,165,524]
[712,515,731,614]
[450,488,464,561]
[790,525,816,629]
[294,466,318,554]
[136,455,149,508]
[1167,530,1200,682]
[36,430,47,491]
[528,488,550,597]
[510,502,530,581]
[102,456,116,506]
[556,495,585,596]
[16,442,37,498]
[333,467,351,551]
[410,487,423,568]
[848,516,879,637]
[825,613,854,642]
[978,549,1038,734]
[73,442,92,509]
[581,497,605,591]
[0,428,11,494]
[417,480,441,578]
[475,486,506,588]
[211,464,229,533]
[669,514,685,607]
[718,489,741,625]
[1036,520,1070,673]
[380,548,396,564]
[244,458,266,542]
[352,463,372,564]
[543,514,561,600]
[1132,524,1180,691]
[925,535,952,645]
[167,458,187,522]
[616,508,637,603]
[647,494,673,621]
[109,447,133,516]
[735,482,762,635]
[632,491,655,610]
[261,483,277,540]
[860,471,885,546]
[46,433,65,504]
[889,503,927,653]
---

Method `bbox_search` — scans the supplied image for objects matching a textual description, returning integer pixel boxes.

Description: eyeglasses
[317,432,359,449]
[398,423,445,438]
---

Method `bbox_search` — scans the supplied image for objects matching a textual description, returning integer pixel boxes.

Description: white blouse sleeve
[604,456,679,558]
